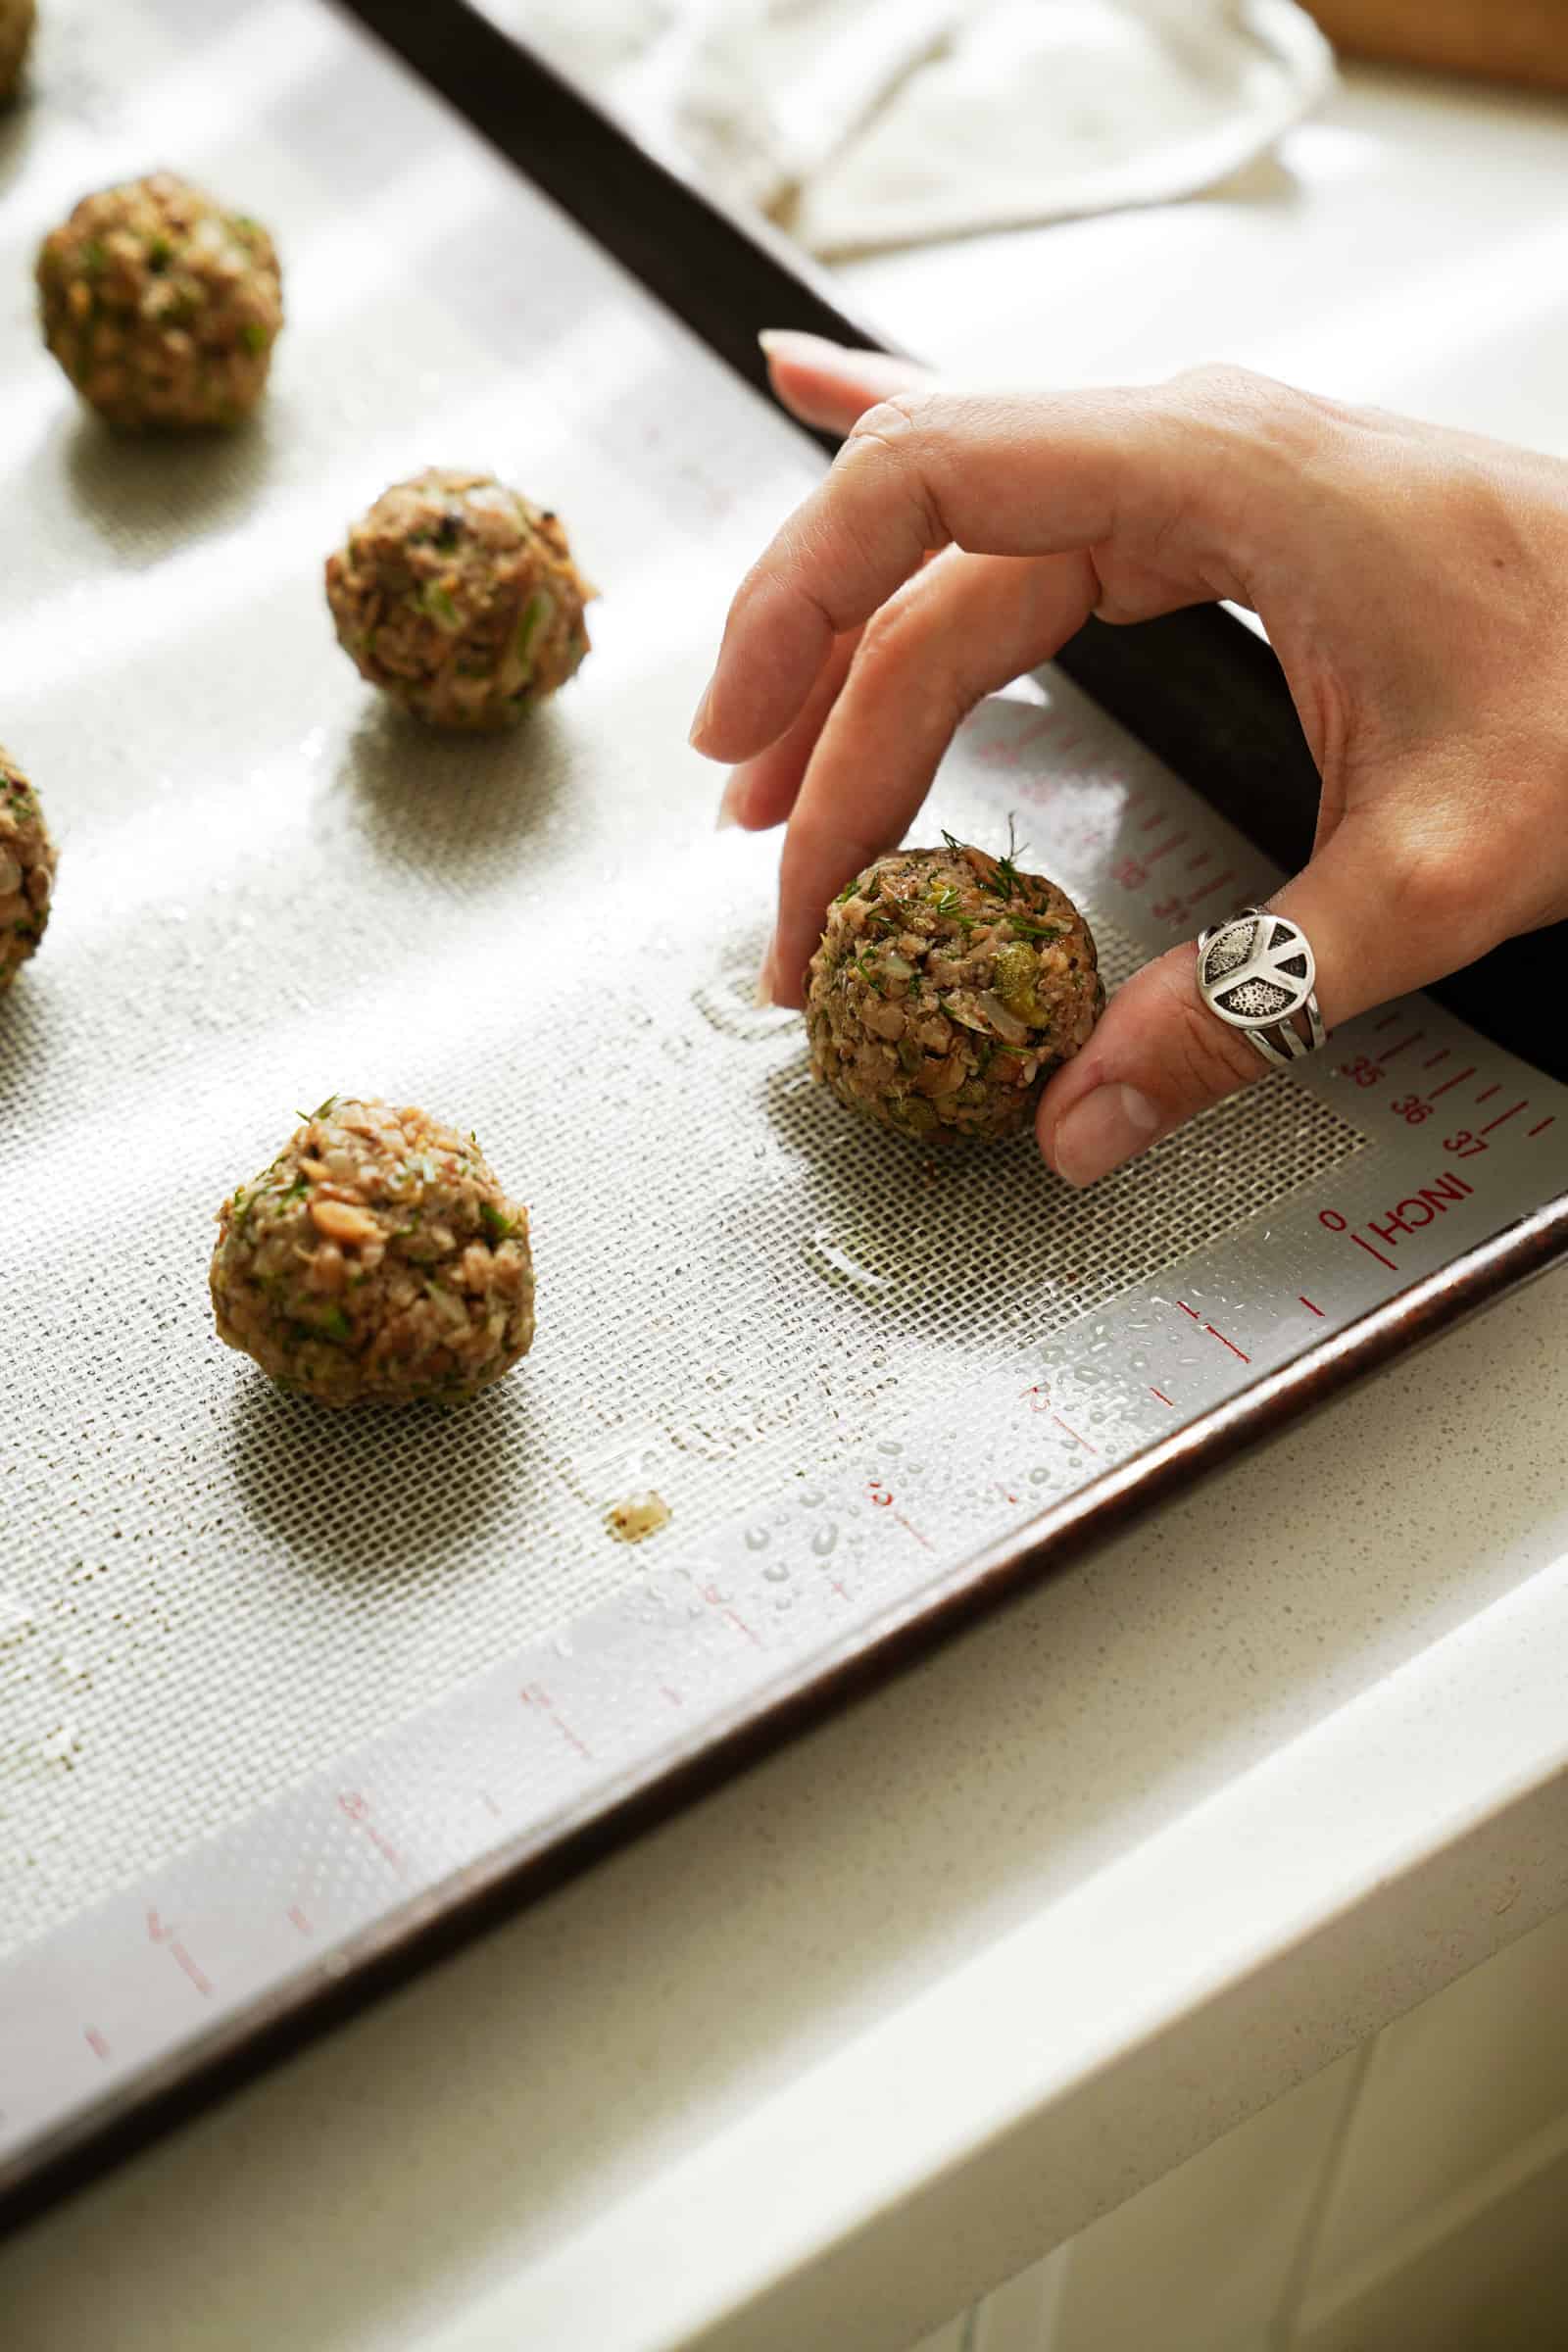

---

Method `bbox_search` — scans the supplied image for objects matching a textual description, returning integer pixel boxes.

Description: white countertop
[8,59,1568,2352]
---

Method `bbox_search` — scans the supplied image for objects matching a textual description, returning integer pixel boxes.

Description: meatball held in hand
[36,173,283,430]
[211,1098,535,1405]
[325,468,592,730]
[0,746,57,989]
[806,838,1103,1141]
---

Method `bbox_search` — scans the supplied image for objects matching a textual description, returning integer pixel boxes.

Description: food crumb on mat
[606,1491,671,1544]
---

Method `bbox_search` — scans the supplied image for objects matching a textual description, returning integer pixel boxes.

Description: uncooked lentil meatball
[806,839,1104,1141]
[0,0,36,101]
[0,746,57,989]
[35,172,282,429]
[211,1097,535,1405]
[324,467,592,729]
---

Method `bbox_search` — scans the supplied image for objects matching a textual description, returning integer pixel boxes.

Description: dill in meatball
[806,834,1104,1142]
[324,467,593,730]
[0,746,57,989]
[211,1097,535,1405]
[0,0,35,101]
[36,172,282,430]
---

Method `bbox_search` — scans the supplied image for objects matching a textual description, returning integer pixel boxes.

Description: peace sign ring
[1197,906,1326,1068]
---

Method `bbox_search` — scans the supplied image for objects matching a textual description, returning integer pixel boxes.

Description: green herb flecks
[239,320,270,354]
[1009,913,1063,942]
[479,1200,513,1245]
[993,813,1028,901]
[420,581,461,630]
[514,588,555,686]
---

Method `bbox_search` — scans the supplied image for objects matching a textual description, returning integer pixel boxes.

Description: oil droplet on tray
[802,1229,900,1294]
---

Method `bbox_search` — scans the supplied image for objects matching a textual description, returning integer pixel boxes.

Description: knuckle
[1381,839,1497,962]
[1177,1001,1259,1106]
[844,392,927,452]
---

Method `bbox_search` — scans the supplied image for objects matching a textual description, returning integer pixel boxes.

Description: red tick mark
[1373,1010,1401,1033]
[338,1791,406,1876]
[1428,1066,1475,1102]
[703,1585,763,1648]
[1479,1101,1527,1136]
[1351,1233,1398,1271]
[520,1683,594,1758]
[1145,833,1186,864]
[1423,1049,1450,1070]
[147,1909,213,1998]
[1052,1413,1098,1452]
[1379,1032,1423,1062]
[1177,1301,1250,1361]
[286,1904,312,1936]
[1529,1116,1555,1138]
[1476,1082,1500,1103]
[84,2027,110,2062]
[1186,850,1211,872]
[1299,1296,1325,1316]
[1150,1387,1175,1407]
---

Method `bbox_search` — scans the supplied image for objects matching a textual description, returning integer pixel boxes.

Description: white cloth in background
[511,0,1336,255]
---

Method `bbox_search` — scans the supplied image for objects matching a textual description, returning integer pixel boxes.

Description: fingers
[759,329,931,437]
[718,627,861,832]
[763,547,1100,1004]
[1038,809,1489,1187]
[690,366,1285,764]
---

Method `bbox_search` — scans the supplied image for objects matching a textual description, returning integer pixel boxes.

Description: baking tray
[2,0,1566,2235]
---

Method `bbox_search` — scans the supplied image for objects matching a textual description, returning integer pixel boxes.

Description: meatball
[0,746,57,989]
[324,468,592,729]
[0,0,35,101]
[211,1097,535,1405]
[805,838,1104,1141]
[36,172,282,430]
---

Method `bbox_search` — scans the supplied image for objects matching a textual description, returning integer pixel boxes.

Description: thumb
[760,329,930,437]
[1037,823,1460,1186]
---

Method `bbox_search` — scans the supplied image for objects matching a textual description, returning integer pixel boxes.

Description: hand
[691,330,1568,1185]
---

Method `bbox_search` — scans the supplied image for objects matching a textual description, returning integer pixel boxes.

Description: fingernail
[688,672,717,751]
[755,935,779,1006]
[758,327,833,363]
[716,769,748,830]
[1051,1085,1161,1188]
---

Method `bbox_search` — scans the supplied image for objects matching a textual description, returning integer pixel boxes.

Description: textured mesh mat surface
[0,0,1365,1958]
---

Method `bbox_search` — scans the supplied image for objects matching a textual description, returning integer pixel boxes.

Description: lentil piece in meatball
[0,746,57,989]
[36,172,283,429]
[0,0,36,101]
[324,467,593,730]
[805,838,1104,1141]
[211,1098,535,1404]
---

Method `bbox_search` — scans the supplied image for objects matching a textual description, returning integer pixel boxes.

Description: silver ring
[1197,906,1326,1068]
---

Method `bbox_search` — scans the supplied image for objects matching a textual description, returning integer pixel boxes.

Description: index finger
[689,374,1271,765]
